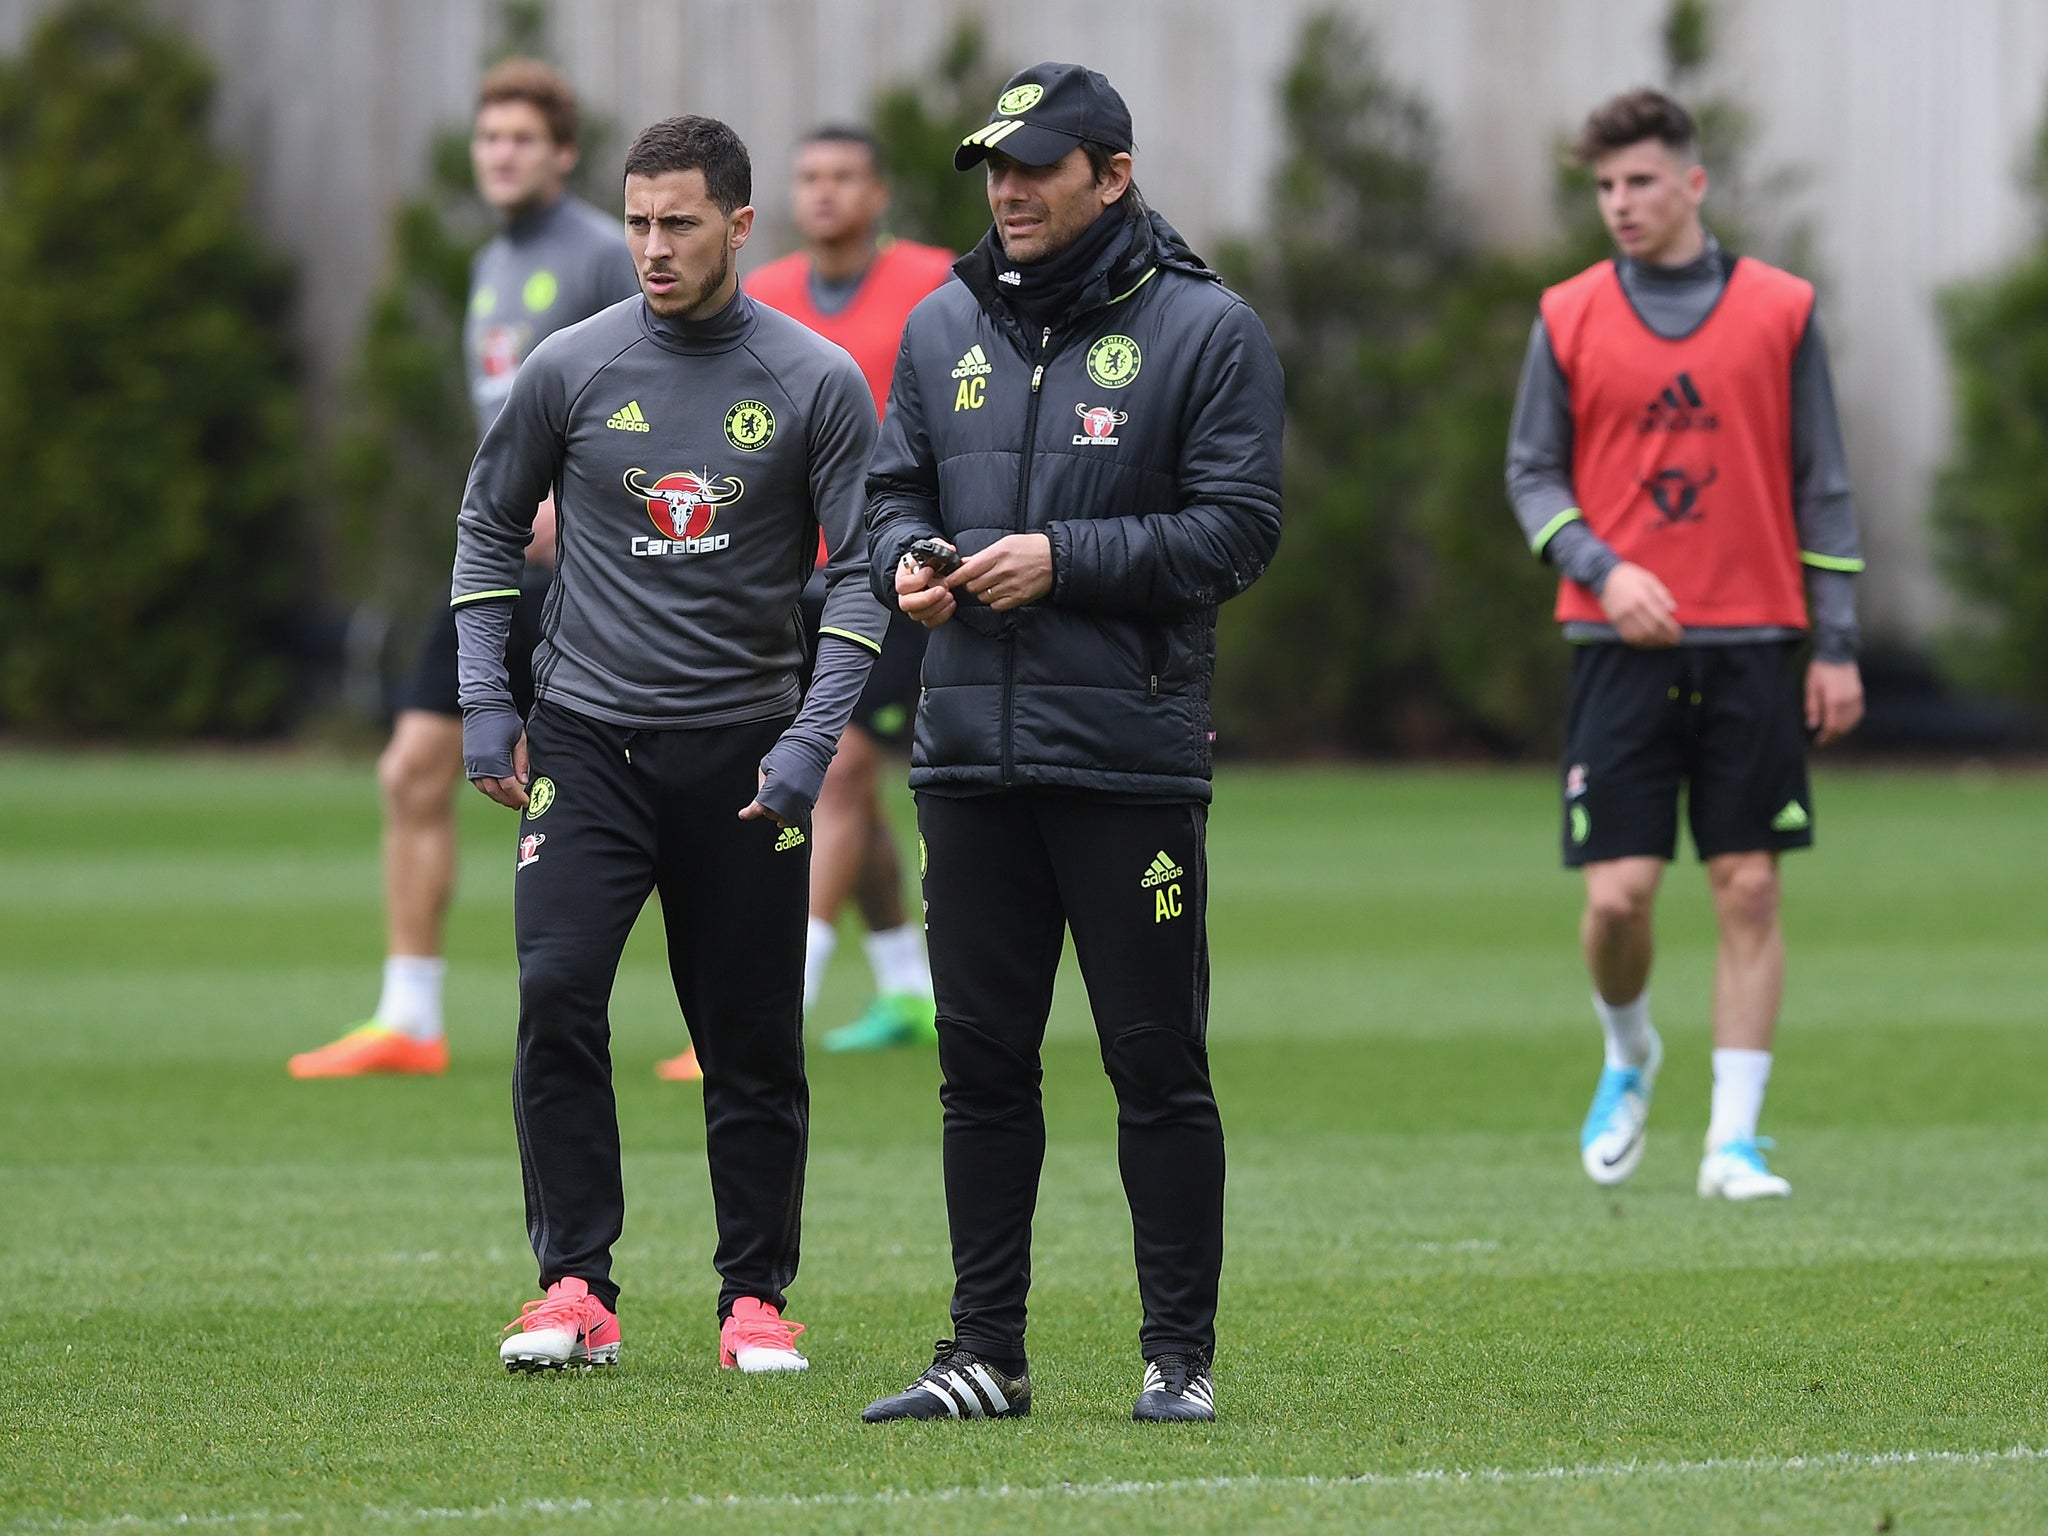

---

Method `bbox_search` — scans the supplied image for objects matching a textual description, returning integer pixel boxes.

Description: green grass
[2,752,2045,1534]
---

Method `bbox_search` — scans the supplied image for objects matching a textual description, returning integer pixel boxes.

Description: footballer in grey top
[452,288,889,820]
[465,193,640,435]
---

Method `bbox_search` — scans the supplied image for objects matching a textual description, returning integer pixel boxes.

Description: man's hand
[471,730,532,809]
[1599,562,1682,648]
[738,768,788,828]
[897,549,957,629]
[951,534,1053,611]
[527,494,558,566]
[1805,659,1864,746]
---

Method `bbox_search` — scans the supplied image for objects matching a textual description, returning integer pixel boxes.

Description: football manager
[858,61,1284,1425]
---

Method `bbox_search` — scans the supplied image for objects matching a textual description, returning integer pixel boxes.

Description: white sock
[1593,990,1654,1069]
[374,956,446,1042]
[1707,1048,1772,1150]
[863,923,933,999]
[803,917,837,1011]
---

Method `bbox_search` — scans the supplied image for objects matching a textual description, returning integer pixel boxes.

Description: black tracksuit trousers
[511,702,810,1319]
[916,790,1224,1364]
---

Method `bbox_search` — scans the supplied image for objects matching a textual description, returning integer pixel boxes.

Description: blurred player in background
[291,60,637,1078]
[1506,88,1864,1200]
[655,125,951,1081]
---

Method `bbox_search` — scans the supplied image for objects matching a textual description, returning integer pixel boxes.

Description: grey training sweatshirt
[464,194,641,437]
[1505,239,1864,661]
[452,290,888,820]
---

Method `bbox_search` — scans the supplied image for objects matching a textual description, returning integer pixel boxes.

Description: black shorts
[798,578,926,748]
[1560,640,1814,867]
[393,568,553,719]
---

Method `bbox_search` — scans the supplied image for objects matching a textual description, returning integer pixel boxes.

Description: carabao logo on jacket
[624,467,742,556]
[1072,403,1127,446]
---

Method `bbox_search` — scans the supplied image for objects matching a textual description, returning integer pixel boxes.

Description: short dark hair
[1079,140,1147,225]
[477,58,580,147]
[622,115,752,213]
[801,124,886,179]
[1572,89,1698,165]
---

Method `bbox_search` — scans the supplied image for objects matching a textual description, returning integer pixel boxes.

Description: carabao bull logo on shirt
[623,467,743,556]
[1641,464,1717,524]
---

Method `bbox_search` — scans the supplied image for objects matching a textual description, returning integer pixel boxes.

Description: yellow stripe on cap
[960,119,1027,151]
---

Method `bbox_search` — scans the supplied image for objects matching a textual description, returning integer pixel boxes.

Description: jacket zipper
[1000,324,1054,788]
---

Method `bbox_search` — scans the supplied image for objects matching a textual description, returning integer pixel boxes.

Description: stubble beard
[680,243,733,319]
[646,242,733,320]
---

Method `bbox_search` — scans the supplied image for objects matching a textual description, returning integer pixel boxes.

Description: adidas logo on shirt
[951,345,994,379]
[1140,850,1184,889]
[1639,372,1718,434]
[606,400,652,432]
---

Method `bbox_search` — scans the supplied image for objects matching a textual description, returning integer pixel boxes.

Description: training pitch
[2,752,2043,1534]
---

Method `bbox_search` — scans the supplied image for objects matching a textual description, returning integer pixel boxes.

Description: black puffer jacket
[866,210,1284,801]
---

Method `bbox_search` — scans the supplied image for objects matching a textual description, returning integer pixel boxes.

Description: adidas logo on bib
[606,400,652,432]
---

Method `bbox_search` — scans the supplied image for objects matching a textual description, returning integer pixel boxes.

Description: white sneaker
[1579,1028,1662,1186]
[1698,1138,1792,1200]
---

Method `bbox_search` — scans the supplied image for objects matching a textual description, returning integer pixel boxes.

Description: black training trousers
[511,702,810,1320]
[917,790,1222,1363]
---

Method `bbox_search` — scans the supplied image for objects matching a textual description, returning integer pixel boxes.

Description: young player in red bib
[1506,90,1866,1200]
[655,127,952,1079]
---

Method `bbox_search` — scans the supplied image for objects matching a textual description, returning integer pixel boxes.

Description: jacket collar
[953,207,1217,340]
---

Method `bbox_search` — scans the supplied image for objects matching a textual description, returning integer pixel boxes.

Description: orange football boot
[288,1024,448,1078]
[654,1046,703,1082]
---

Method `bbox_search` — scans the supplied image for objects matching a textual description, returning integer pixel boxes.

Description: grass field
[2,752,2044,1534]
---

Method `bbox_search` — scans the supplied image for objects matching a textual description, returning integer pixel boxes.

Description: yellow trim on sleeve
[817,625,884,656]
[1531,507,1583,556]
[451,588,521,608]
[1799,552,1865,573]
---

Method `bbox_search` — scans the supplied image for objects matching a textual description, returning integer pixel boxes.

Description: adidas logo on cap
[951,345,994,379]
[606,400,652,432]
[1140,850,1184,889]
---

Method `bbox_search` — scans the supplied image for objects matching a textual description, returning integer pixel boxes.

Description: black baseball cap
[954,62,1134,171]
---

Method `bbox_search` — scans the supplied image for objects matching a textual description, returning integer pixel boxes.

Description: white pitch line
[14,1445,2043,1531]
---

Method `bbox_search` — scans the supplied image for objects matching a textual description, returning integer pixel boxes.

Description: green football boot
[822,992,938,1052]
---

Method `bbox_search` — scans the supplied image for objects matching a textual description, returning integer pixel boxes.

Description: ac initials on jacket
[954,377,987,412]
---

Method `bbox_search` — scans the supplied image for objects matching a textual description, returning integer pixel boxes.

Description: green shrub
[871,21,1008,255]
[0,0,307,736]
[1214,12,1562,755]
[1934,108,2048,708]
[327,137,488,640]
